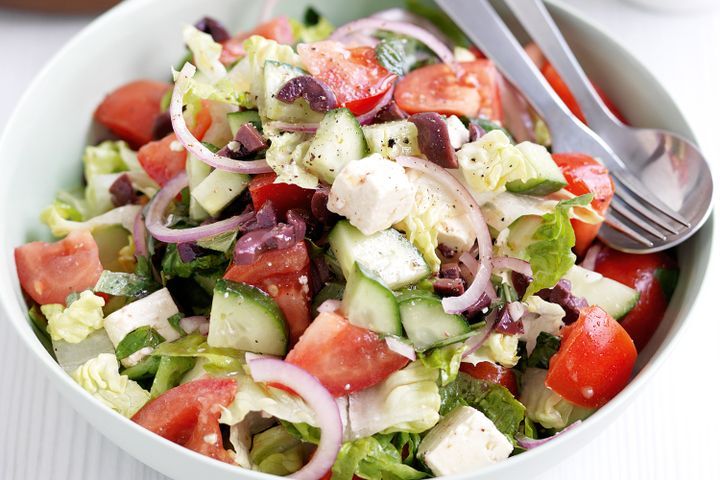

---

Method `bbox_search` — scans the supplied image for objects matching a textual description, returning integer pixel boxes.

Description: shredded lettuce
[332,434,428,480]
[463,332,520,368]
[183,25,226,83]
[41,204,141,237]
[418,344,465,386]
[520,368,593,430]
[41,291,105,344]
[150,356,196,398]
[71,353,150,417]
[347,362,441,440]
[519,296,565,355]
[396,170,474,271]
[439,373,525,440]
[83,140,132,181]
[265,132,318,189]
[457,130,532,193]
[249,425,305,476]
[523,195,593,298]
[152,334,245,377]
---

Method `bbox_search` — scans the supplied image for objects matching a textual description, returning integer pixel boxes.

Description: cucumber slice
[228,110,262,135]
[190,169,250,217]
[301,108,369,184]
[397,290,470,351]
[328,220,430,290]
[187,154,212,221]
[506,142,567,196]
[263,61,324,123]
[343,263,401,336]
[362,120,421,159]
[563,265,639,320]
[208,279,288,355]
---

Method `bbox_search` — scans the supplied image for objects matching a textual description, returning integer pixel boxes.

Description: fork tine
[612,170,690,227]
[604,211,655,247]
[612,181,682,234]
[609,201,667,240]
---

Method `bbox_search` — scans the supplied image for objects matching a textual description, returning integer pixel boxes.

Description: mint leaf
[375,39,407,76]
[115,326,165,361]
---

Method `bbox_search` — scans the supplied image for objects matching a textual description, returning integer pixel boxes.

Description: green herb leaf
[375,39,408,76]
[526,332,560,370]
[121,355,161,380]
[160,244,229,281]
[166,313,185,337]
[115,326,166,361]
[303,6,321,26]
[524,194,593,298]
[311,282,345,317]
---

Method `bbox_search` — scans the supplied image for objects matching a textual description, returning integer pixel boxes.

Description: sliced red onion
[409,112,458,169]
[397,156,493,314]
[145,171,255,243]
[385,337,416,361]
[495,304,524,335]
[370,8,453,46]
[276,76,338,113]
[266,121,320,133]
[317,299,342,313]
[461,315,497,359]
[581,244,601,271]
[170,63,272,174]
[355,79,397,125]
[516,420,582,450]
[508,301,526,322]
[468,123,485,142]
[180,316,209,335]
[492,256,533,277]
[330,18,455,67]
[248,358,342,480]
[498,76,535,143]
[233,217,306,265]
[133,210,148,258]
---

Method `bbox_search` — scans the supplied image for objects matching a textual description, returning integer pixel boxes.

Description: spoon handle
[435,0,577,134]
[505,0,621,134]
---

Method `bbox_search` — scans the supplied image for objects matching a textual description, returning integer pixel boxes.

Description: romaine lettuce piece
[249,425,305,476]
[41,290,106,343]
[463,332,520,368]
[71,353,150,417]
[183,25,226,83]
[457,130,531,193]
[40,204,141,237]
[346,361,441,440]
[332,434,427,480]
[520,368,594,430]
[265,132,318,189]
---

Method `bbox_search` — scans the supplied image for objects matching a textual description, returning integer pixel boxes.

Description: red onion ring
[580,244,601,271]
[330,18,456,67]
[355,80,397,125]
[145,171,254,243]
[492,256,533,277]
[316,299,342,313]
[507,301,526,322]
[385,337,416,361]
[461,316,496,359]
[248,358,342,480]
[397,156,493,314]
[133,210,148,258]
[171,63,272,174]
[516,420,582,450]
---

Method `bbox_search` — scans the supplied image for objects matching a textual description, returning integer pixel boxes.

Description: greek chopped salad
[14,2,680,478]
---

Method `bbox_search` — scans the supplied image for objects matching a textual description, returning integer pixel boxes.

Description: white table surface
[1,1,719,479]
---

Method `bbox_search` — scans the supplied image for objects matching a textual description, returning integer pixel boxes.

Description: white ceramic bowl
[0,0,713,479]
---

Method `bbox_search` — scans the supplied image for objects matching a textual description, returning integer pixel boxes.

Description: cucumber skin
[343,263,402,336]
[398,294,470,352]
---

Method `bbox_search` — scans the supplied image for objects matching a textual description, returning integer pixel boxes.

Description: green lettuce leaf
[332,434,428,480]
[40,204,141,238]
[150,355,196,398]
[526,332,560,370]
[115,326,166,361]
[160,244,229,281]
[418,344,465,386]
[250,425,305,476]
[523,194,593,298]
[152,333,246,377]
[519,368,594,430]
[40,291,106,344]
[183,25,226,83]
[439,372,525,440]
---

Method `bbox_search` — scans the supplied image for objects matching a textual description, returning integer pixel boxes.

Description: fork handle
[504,0,622,135]
[435,0,579,134]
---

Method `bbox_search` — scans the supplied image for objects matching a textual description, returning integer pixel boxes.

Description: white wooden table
[1,1,719,478]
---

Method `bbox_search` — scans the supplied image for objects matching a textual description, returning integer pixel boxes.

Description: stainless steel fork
[435,0,713,252]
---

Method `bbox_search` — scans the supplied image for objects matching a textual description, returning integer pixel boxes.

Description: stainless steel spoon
[435,0,714,252]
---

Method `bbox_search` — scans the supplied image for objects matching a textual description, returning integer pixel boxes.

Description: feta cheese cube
[418,406,513,476]
[445,115,470,150]
[103,288,181,367]
[328,154,415,236]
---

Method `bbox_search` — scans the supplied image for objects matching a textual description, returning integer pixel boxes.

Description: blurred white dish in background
[623,0,720,13]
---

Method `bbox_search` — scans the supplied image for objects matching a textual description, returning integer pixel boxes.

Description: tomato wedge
[137,134,188,186]
[394,60,502,121]
[132,377,236,462]
[15,231,104,305]
[94,80,171,149]
[286,312,408,396]
[552,153,615,256]
[224,242,311,343]
[593,246,678,351]
[460,362,518,396]
[297,41,395,115]
[248,173,315,217]
[220,17,294,65]
[546,306,637,408]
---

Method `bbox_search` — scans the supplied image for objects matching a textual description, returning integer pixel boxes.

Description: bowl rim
[0,0,713,478]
